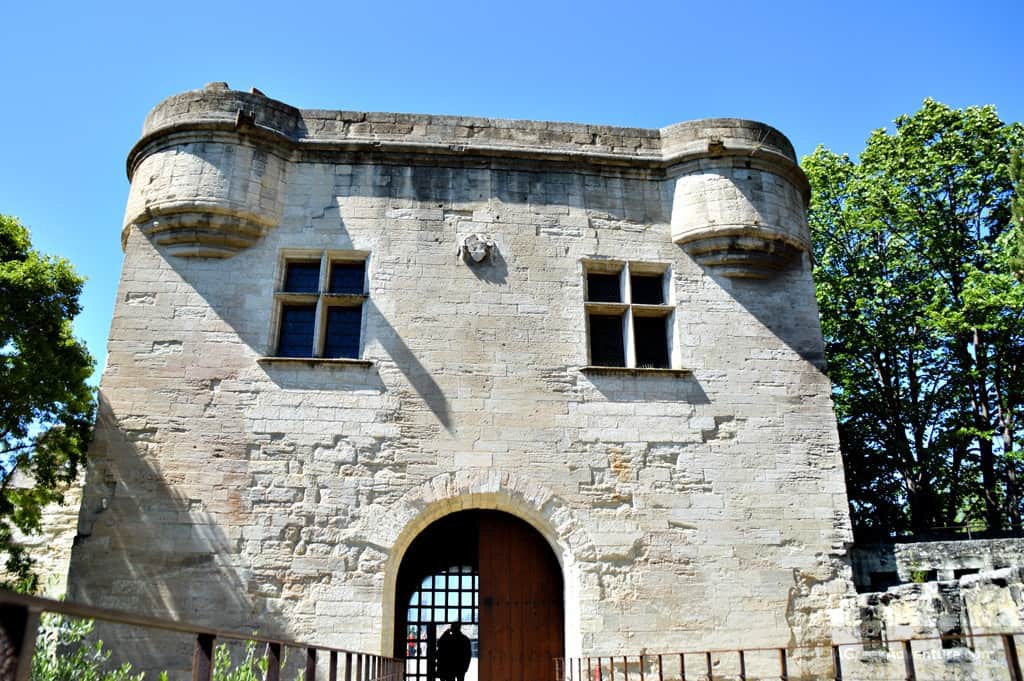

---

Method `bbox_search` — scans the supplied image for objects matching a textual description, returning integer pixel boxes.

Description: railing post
[305,648,317,681]
[902,640,915,681]
[679,653,685,681]
[266,642,282,681]
[778,648,788,681]
[623,656,629,681]
[832,645,842,681]
[1006,635,1023,681]
[192,633,215,681]
[737,650,745,681]
[704,652,711,681]
[330,651,339,681]
[346,652,353,681]
[657,654,664,681]
[639,654,645,681]
[0,603,40,681]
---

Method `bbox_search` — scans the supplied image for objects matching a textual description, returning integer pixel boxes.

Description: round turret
[664,119,811,278]
[122,83,296,257]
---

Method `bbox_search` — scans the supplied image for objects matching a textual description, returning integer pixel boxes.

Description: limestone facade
[65,83,852,675]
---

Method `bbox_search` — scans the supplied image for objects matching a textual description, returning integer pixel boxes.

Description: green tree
[0,214,94,590]
[805,100,1024,537]
[1007,150,1024,276]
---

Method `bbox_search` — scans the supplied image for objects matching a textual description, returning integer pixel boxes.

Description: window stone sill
[258,356,374,368]
[580,365,691,377]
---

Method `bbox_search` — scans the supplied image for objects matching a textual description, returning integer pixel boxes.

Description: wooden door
[478,512,564,681]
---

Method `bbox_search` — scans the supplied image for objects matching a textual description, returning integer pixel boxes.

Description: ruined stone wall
[66,84,852,676]
[833,567,1024,680]
[2,474,82,596]
[851,538,1024,590]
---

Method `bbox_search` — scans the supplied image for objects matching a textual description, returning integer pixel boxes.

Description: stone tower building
[67,84,852,677]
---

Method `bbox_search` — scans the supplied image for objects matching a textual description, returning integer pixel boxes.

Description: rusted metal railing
[0,590,403,681]
[558,631,1024,681]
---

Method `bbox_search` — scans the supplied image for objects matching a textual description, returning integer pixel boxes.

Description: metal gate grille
[404,564,479,681]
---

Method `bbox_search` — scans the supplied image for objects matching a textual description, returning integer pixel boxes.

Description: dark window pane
[284,261,321,293]
[631,274,664,304]
[586,272,621,302]
[634,316,669,368]
[589,314,625,366]
[277,305,316,357]
[324,306,362,358]
[329,261,366,294]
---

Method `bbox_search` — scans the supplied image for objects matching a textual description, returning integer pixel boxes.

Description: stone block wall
[851,538,1024,590]
[1,473,82,596]
[66,84,852,676]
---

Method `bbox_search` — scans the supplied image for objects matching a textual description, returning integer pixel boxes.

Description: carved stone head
[459,233,495,263]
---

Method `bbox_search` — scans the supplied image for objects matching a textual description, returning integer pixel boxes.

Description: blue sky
[2,0,1022,381]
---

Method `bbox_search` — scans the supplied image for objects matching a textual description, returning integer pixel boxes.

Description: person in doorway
[436,622,472,681]
[407,631,418,658]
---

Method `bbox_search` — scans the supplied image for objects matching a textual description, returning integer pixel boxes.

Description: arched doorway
[394,510,564,681]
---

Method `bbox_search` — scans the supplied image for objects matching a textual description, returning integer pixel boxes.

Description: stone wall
[66,84,852,677]
[851,538,1024,590]
[832,568,1024,680]
[2,475,82,596]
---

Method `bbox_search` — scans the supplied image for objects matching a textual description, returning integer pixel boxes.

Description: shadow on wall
[137,160,680,438]
[698,261,828,370]
[67,394,288,678]
[672,164,826,371]
[462,245,508,285]
[365,300,452,433]
[246,302,453,432]
[582,371,710,404]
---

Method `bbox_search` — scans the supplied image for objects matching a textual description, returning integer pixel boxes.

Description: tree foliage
[805,100,1024,538]
[1008,149,1024,275]
[0,214,94,589]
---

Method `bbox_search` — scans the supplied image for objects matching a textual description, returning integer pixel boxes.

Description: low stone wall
[835,540,1024,679]
[1,478,82,596]
[832,568,1024,680]
[850,538,1024,591]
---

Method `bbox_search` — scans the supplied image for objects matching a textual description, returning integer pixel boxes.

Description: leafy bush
[213,639,269,681]
[31,613,143,681]
[31,611,300,681]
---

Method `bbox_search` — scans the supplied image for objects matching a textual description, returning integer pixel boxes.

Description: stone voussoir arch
[376,468,596,655]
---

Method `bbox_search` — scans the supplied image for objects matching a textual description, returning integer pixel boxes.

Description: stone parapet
[124,83,809,275]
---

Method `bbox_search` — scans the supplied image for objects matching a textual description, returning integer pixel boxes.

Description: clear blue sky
[2,0,1022,381]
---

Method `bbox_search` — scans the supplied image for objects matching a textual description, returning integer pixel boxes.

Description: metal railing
[0,590,402,681]
[855,523,1024,543]
[558,632,1024,681]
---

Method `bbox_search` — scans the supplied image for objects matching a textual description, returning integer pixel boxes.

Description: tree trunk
[980,436,1003,530]
[907,476,938,534]
[1004,426,1021,530]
